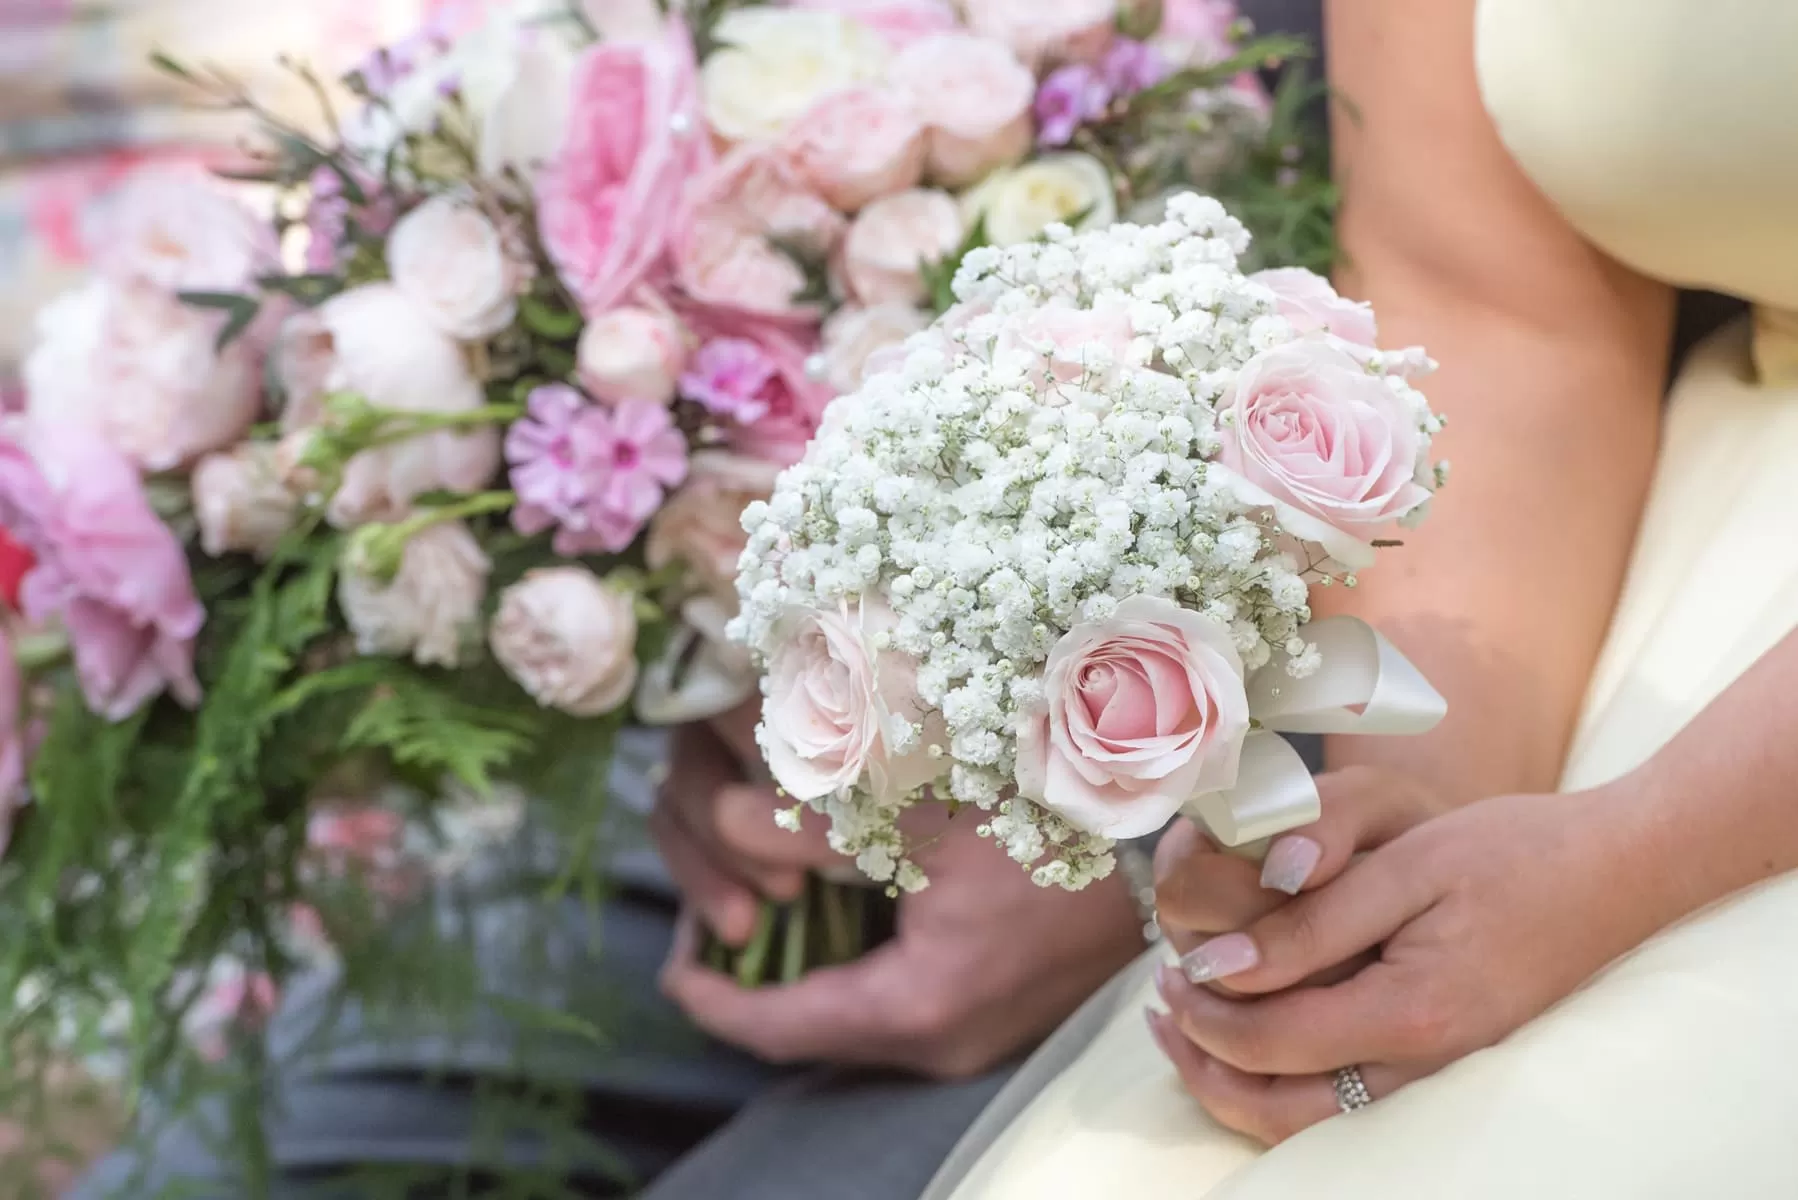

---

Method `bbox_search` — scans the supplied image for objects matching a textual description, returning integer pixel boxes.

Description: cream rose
[963,0,1115,68]
[1250,267,1379,348]
[701,9,890,143]
[761,599,942,803]
[24,280,264,472]
[1217,341,1432,569]
[890,34,1034,186]
[958,152,1116,246]
[1015,595,1249,839]
[841,189,962,306]
[387,195,522,341]
[576,305,690,406]
[782,87,926,212]
[191,443,300,560]
[819,303,930,392]
[337,520,491,668]
[490,566,640,716]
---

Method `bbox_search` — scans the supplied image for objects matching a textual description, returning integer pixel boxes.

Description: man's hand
[657,782,1144,1079]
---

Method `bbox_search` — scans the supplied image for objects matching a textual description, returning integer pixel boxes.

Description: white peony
[700,9,890,143]
[958,152,1117,246]
[191,442,299,560]
[386,194,521,340]
[24,280,264,472]
[490,567,640,716]
[337,520,490,668]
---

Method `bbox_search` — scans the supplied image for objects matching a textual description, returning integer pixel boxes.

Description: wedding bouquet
[732,195,1449,891]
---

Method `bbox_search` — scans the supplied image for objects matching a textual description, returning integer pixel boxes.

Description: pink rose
[761,598,942,803]
[963,0,1115,69]
[786,0,958,47]
[647,452,782,608]
[92,164,276,294]
[841,189,962,307]
[891,35,1035,186]
[191,442,299,560]
[1015,595,1248,839]
[386,194,523,341]
[995,300,1139,389]
[1251,267,1378,347]
[0,420,204,720]
[673,145,845,323]
[684,314,836,466]
[577,304,690,406]
[490,566,641,716]
[537,21,708,316]
[819,303,931,392]
[23,280,266,472]
[783,88,927,213]
[1218,342,1432,569]
[1154,0,1238,64]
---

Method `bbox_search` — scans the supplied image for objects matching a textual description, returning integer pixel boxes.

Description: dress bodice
[1475,0,1798,315]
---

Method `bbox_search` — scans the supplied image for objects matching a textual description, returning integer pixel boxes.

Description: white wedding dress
[925,1,1798,1196]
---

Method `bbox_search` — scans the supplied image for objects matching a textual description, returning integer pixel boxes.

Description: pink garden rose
[490,566,640,716]
[1015,595,1249,839]
[995,300,1139,389]
[1251,267,1378,347]
[1218,341,1431,570]
[577,304,690,406]
[963,0,1114,69]
[786,0,957,47]
[92,164,277,294]
[646,452,782,610]
[673,145,844,323]
[891,35,1035,186]
[761,598,942,803]
[840,189,962,307]
[386,193,523,341]
[783,88,927,212]
[536,21,708,316]
[0,420,203,721]
[819,303,931,392]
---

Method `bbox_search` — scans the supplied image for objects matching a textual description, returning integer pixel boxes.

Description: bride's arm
[1315,0,1675,802]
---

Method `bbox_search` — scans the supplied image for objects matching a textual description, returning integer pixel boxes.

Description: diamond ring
[1332,1064,1374,1113]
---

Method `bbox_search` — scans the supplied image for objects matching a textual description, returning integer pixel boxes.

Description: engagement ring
[1333,1065,1374,1113]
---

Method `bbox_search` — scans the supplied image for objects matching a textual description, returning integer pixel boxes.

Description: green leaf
[176,291,261,352]
[254,272,344,308]
[1129,34,1312,110]
[919,212,989,315]
[148,50,197,82]
[520,296,582,341]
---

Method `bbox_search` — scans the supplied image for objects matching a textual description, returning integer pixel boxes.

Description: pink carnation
[0,421,204,721]
[683,315,835,466]
[536,21,709,316]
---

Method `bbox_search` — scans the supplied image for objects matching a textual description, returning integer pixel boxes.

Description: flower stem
[780,884,811,984]
[735,901,777,988]
[11,630,69,674]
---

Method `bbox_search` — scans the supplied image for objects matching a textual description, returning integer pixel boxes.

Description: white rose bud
[386,194,522,341]
[491,567,640,717]
[576,306,690,406]
[337,521,490,668]
[191,443,299,560]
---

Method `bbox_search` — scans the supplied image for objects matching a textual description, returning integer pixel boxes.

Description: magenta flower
[1033,64,1112,148]
[508,386,688,555]
[679,338,780,423]
[0,421,204,720]
[1100,38,1171,94]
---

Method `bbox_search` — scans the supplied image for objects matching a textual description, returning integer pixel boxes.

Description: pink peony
[785,0,958,47]
[1217,341,1432,569]
[536,21,708,317]
[890,35,1035,187]
[1251,267,1379,347]
[1015,595,1249,839]
[672,144,844,324]
[507,386,688,555]
[0,421,204,720]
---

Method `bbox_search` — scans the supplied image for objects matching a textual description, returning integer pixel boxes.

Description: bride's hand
[1146,782,1667,1145]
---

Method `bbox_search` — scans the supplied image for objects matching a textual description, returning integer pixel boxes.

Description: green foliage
[1206,69,1341,275]
[920,214,990,316]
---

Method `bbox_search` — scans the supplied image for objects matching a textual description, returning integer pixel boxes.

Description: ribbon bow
[1183,617,1447,846]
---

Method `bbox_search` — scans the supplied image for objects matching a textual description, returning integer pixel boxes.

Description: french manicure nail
[1179,933,1260,984]
[1261,835,1323,895]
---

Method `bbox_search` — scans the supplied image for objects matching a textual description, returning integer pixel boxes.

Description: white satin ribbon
[1181,617,1447,847]
[633,597,758,726]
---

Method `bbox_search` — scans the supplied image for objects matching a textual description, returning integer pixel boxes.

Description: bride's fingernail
[1261,835,1322,895]
[1179,933,1260,984]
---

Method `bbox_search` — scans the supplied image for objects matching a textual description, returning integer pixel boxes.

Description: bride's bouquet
[732,195,1448,890]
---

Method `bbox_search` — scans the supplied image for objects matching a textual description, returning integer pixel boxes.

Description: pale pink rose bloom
[576,305,690,406]
[647,452,782,609]
[295,285,500,528]
[1218,342,1432,570]
[191,442,299,560]
[386,194,522,341]
[1016,595,1249,839]
[841,189,962,307]
[890,35,1036,186]
[337,520,491,668]
[963,0,1114,68]
[272,310,338,431]
[1251,267,1379,348]
[24,280,265,472]
[782,88,927,212]
[673,144,845,323]
[92,163,276,294]
[0,420,204,720]
[1154,0,1238,64]
[819,303,931,392]
[537,21,708,316]
[761,598,942,803]
[995,300,1139,389]
[785,0,957,47]
[684,313,836,466]
[490,567,639,716]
